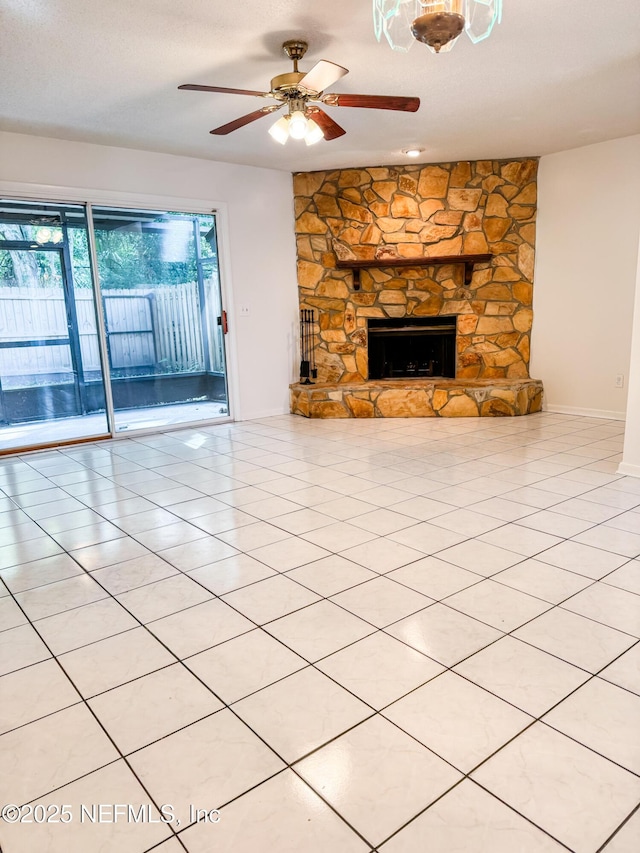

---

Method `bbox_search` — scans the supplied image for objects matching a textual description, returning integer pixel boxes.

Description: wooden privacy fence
[0,282,225,384]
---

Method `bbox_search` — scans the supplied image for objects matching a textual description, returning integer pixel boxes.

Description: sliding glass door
[0,200,229,453]
[92,207,228,433]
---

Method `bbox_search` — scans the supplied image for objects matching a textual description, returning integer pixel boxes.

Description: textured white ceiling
[1,0,639,172]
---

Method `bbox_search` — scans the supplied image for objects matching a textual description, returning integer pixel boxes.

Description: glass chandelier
[373,0,503,54]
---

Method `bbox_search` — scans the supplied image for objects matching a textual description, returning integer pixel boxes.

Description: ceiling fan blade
[210,104,282,135]
[307,107,346,141]
[179,84,269,97]
[322,94,420,112]
[298,60,348,93]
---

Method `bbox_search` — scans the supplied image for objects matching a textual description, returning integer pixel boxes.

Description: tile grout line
[0,508,387,847]
[0,413,636,849]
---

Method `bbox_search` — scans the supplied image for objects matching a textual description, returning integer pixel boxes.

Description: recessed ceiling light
[403,148,424,157]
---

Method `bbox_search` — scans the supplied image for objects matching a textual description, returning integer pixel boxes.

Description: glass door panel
[92,207,228,432]
[0,201,109,451]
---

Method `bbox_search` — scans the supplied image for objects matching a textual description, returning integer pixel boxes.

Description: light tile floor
[0,411,639,852]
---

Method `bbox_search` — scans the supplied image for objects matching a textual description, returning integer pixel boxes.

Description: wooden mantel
[335,253,493,288]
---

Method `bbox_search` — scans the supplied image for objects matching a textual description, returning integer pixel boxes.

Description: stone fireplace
[290,157,544,418]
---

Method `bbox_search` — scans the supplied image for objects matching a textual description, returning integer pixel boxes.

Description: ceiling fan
[178,40,420,146]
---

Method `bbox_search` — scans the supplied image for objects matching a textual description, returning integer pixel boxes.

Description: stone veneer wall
[293,158,538,384]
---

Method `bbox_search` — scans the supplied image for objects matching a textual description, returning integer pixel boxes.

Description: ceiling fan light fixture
[35,226,52,244]
[304,118,324,146]
[288,109,308,140]
[268,115,290,144]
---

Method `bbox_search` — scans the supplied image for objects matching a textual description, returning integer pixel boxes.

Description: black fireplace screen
[368,316,456,379]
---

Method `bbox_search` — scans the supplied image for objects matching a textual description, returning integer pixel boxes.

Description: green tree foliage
[94,227,194,289]
[0,214,218,290]
[94,215,217,290]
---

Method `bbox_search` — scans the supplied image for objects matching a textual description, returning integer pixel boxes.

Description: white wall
[620,234,640,476]
[0,131,299,421]
[532,135,640,419]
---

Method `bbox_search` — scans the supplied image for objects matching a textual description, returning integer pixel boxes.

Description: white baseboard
[238,407,291,421]
[617,461,640,478]
[543,404,626,421]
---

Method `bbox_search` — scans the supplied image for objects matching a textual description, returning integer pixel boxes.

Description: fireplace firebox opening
[368,316,456,380]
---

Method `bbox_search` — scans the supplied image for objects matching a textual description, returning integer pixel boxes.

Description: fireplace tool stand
[299,309,317,384]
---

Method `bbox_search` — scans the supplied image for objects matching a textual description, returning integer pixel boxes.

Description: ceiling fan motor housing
[273,41,317,97]
[270,71,307,95]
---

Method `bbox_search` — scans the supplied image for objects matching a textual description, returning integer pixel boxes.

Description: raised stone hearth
[291,378,543,418]
[292,157,543,419]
